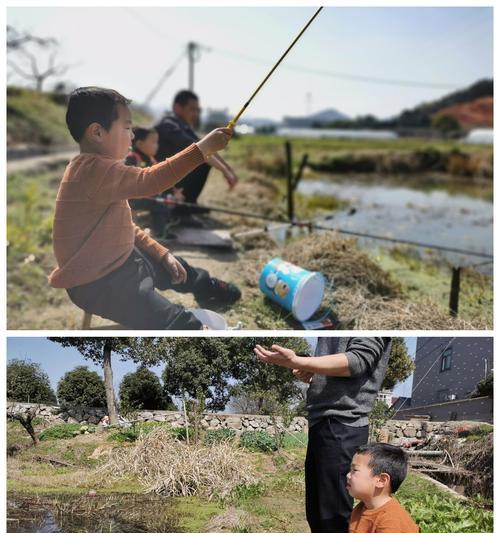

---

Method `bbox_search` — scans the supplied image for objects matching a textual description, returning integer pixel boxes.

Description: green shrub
[240,431,277,453]
[281,432,308,449]
[204,428,236,446]
[169,427,193,442]
[455,424,493,438]
[231,482,266,503]
[39,423,96,440]
[399,494,493,533]
[108,429,138,443]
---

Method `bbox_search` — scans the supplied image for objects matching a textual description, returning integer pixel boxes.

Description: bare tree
[7,403,41,446]
[7,26,70,91]
[7,26,56,50]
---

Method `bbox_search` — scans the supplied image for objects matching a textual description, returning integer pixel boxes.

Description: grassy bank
[7,420,493,532]
[7,86,153,149]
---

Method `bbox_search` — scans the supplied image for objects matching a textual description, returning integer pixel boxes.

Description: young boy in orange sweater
[347,443,419,532]
[49,87,240,329]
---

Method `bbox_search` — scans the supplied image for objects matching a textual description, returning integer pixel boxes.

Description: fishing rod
[153,196,493,259]
[227,6,324,128]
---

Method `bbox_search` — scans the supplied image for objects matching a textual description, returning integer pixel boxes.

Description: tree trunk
[13,412,39,447]
[102,343,119,425]
[25,422,39,446]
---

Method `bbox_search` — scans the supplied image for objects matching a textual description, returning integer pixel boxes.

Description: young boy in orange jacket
[49,87,240,329]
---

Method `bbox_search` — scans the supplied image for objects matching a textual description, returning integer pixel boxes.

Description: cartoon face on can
[275,280,289,298]
[265,272,278,289]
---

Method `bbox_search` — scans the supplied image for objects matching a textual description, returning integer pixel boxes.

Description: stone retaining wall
[378,419,490,446]
[6,402,307,434]
[8,403,490,442]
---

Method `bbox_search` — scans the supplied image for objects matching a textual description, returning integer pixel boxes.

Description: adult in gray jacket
[254,337,392,533]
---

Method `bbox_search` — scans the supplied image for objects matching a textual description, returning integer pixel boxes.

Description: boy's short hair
[173,90,198,107]
[355,443,408,493]
[66,87,131,142]
[132,127,156,146]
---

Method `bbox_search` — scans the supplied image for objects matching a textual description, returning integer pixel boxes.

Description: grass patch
[176,496,224,533]
[294,191,351,218]
[39,423,96,441]
[375,246,493,326]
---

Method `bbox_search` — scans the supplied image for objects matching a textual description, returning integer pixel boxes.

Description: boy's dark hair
[132,127,157,148]
[173,90,198,107]
[66,87,131,142]
[355,443,408,493]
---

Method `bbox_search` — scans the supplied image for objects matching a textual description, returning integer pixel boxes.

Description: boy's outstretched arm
[89,128,232,203]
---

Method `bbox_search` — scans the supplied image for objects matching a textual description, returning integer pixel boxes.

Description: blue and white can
[259,258,325,321]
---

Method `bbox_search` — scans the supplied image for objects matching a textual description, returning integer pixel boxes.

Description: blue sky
[7,7,493,120]
[7,336,415,399]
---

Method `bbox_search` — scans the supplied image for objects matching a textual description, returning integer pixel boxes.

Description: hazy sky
[7,6,493,120]
[7,336,415,399]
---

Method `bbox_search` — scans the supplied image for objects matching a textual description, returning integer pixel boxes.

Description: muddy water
[297,176,493,268]
[7,493,181,533]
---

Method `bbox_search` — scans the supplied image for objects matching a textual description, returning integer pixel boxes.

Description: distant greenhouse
[464,128,493,144]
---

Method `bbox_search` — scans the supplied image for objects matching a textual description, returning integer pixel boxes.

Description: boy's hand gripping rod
[227,7,323,129]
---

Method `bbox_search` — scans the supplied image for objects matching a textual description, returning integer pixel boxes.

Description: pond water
[296,175,493,269]
[7,493,181,533]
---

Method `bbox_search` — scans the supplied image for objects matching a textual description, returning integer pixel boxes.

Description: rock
[378,428,390,443]
[225,417,241,430]
[403,427,416,438]
[210,419,219,428]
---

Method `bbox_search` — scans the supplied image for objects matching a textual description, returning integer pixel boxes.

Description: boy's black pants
[67,248,211,329]
[305,417,369,533]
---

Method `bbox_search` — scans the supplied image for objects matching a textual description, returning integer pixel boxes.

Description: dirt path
[7,150,78,175]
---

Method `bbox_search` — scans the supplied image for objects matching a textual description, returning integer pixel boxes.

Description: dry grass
[282,233,402,298]
[333,287,484,330]
[94,428,258,500]
[234,232,488,329]
[202,507,254,532]
[436,433,493,499]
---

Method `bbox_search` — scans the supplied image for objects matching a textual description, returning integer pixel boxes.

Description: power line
[124,6,461,92]
[144,50,186,105]
[210,47,461,90]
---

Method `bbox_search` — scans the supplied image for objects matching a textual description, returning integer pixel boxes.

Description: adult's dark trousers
[67,248,211,329]
[173,164,210,210]
[129,198,174,234]
[305,417,369,533]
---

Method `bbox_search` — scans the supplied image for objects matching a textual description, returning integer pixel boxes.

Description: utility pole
[187,41,196,90]
[186,41,211,91]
